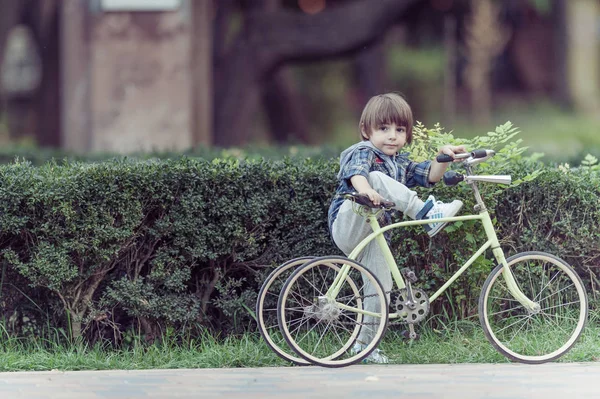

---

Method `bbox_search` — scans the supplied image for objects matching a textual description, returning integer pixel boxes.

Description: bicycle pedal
[401,330,420,341]
[400,267,418,283]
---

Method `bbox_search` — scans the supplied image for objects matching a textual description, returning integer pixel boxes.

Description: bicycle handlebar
[343,192,395,209]
[436,149,495,163]
[439,149,511,186]
[443,170,464,186]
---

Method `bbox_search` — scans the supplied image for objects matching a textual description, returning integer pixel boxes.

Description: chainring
[393,288,430,324]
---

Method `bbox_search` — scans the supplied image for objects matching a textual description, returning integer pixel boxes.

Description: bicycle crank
[394,287,430,324]
[402,324,419,340]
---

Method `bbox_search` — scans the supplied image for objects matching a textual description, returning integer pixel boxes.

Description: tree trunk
[262,71,311,144]
[353,39,387,109]
[563,0,600,114]
[463,0,509,126]
[551,0,570,108]
[261,0,310,144]
[60,0,92,152]
[69,310,84,340]
[213,0,235,64]
[443,15,457,127]
[33,0,61,147]
[191,0,213,147]
[214,41,261,147]
[213,0,419,147]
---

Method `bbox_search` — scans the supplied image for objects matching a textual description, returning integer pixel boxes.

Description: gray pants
[331,172,426,344]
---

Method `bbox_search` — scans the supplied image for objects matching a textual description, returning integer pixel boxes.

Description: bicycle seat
[342,192,395,210]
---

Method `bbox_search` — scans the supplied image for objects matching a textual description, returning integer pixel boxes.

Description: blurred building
[0,0,599,152]
[1,0,211,153]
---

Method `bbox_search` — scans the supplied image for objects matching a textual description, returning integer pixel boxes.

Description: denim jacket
[328,141,434,235]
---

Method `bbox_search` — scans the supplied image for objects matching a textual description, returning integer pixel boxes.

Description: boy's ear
[360,123,369,140]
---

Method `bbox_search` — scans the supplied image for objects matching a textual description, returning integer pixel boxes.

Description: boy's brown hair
[358,92,414,144]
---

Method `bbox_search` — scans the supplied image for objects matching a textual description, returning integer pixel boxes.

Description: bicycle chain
[331,287,431,326]
[334,288,405,326]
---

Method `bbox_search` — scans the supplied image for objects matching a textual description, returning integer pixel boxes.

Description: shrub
[0,157,339,341]
[0,123,598,344]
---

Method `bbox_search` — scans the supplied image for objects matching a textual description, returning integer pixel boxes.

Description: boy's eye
[379,126,388,131]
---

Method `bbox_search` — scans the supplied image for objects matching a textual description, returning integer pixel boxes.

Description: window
[100,0,181,11]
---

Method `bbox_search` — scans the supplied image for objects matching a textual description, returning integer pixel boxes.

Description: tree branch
[248,0,419,72]
[214,0,419,146]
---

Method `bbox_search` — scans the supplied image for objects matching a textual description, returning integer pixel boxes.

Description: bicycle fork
[482,212,540,312]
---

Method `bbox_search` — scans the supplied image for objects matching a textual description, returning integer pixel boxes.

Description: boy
[328,92,465,363]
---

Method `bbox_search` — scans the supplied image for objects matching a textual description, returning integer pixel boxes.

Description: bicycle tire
[256,257,314,365]
[278,256,389,368]
[479,251,588,364]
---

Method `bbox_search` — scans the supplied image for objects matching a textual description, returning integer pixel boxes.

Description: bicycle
[267,149,588,367]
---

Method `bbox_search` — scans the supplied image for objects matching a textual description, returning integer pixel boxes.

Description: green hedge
[0,144,344,167]
[1,125,599,344]
[0,157,339,341]
[1,156,598,344]
[0,141,596,167]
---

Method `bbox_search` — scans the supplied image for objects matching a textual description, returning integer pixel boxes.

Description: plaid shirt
[328,146,434,235]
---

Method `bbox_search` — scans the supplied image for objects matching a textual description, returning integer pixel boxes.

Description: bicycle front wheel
[278,256,389,367]
[479,251,588,363]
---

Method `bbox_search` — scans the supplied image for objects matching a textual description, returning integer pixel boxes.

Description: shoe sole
[427,200,463,237]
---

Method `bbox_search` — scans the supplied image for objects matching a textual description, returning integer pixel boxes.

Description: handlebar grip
[436,154,454,163]
[471,149,489,158]
[381,199,396,209]
[443,171,464,186]
[348,192,396,209]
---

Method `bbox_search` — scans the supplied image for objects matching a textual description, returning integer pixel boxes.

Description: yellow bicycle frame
[326,207,538,319]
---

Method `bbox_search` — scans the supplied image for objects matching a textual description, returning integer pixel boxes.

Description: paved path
[1,362,599,399]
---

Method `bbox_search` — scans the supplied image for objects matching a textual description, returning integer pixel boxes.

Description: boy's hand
[438,145,467,161]
[359,188,385,206]
[350,175,386,205]
[429,144,468,183]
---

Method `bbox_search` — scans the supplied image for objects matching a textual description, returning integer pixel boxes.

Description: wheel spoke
[540,300,581,312]
[536,283,576,304]
[486,303,526,317]
[310,319,334,355]
[494,314,530,335]
[300,273,325,297]
[287,313,312,337]
[505,316,531,345]
[535,270,562,301]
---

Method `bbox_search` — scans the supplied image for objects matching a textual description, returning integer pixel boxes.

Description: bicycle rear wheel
[479,251,588,363]
[256,257,314,365]
[278,256,389,367]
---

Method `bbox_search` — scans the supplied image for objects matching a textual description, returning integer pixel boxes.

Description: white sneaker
[351,343,389,364]
[423,195,463,237]
[364,348,389,364]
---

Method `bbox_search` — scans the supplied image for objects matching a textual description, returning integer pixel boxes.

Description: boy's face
[363,123,407,156]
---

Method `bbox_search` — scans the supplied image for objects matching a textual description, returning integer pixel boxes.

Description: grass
[0,331,288,372]
[383,320,600,364]
[2,319,599,372]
